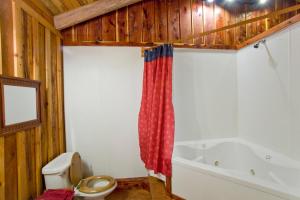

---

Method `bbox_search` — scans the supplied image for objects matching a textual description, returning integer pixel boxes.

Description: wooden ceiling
[40,0,98,15]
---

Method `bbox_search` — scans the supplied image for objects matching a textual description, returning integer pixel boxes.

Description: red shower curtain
[138,44,175,176]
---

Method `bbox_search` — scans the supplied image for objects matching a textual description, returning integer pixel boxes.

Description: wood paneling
[40,0,96,15]
[128,2,143,43]
[179,0,192,43]
[167,0,180,42]
[155,0,168,42]
[142,0,155,42]
[54,0,142,30]
[0,0,65,200]
[61,0,299,48]
[0,0,15,75]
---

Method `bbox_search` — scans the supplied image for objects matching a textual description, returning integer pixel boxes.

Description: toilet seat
[69,152,117,197]
[78,176,116,194]
[74,182,117,198]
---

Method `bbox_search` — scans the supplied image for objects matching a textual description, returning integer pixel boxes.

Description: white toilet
[42,152,117,200]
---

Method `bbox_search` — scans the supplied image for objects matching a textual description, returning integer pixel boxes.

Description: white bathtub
[172,138,300,200]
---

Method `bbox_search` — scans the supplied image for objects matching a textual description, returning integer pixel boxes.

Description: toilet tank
[42,152,75,189]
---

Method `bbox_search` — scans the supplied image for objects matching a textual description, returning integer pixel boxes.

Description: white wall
[63,47,147,178]
[173,49,238,141]
[63,46,238,178]
[237,22,300,161]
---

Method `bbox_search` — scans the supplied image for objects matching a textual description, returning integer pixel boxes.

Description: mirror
[0,76,41,135]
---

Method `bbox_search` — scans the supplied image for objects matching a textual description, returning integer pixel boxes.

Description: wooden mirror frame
[0,76,41,135]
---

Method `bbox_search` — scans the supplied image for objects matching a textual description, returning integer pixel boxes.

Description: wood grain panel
[40,0,111,15]
[192,0,204,45]
[0,138,4,200]
[117,8,128,42]
[84,17,102,41]
[76,22,88,42]
[179,0,192,43]
[128,2,143,42]
[142,0,155,42]
[3,135,18,200]
[203,1,215,45]
[167,0,180,42]
[215,6,226,45]
[61,0,299,48]
[0,1,65,200]
[155,0,168,42]
[102,12,116,41]
[0,0,15,75]
[54,0,142,30]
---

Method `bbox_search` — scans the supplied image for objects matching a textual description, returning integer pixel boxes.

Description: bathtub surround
[173,49,238,141]
[139,45,175,177]
[174,22,300,162]
[237,22,300,161]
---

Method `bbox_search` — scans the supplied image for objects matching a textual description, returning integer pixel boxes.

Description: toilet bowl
[42,152,117,200]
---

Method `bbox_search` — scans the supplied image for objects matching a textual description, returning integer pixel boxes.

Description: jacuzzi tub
[172,138,300,200]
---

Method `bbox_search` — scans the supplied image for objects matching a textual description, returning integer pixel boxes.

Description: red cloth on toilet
[36,189,74,200]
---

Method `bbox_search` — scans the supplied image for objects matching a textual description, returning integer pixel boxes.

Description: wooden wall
[0,0,65,199]
[61,0,298,48]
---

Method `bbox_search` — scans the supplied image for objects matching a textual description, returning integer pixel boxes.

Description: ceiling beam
[54,0,142,30]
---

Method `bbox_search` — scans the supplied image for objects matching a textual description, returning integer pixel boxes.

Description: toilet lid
[79,176,116,194]
[70,152,83,186]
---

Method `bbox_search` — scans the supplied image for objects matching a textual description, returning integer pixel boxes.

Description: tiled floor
[106,177,173,200]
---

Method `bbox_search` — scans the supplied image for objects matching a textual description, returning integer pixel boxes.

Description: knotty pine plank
[61,27,74,43]
[76,22,88,42]
[24,12,34,79]
[192,0,204,45]
[0,138,4,200]
[35,127,43,196]
[50,32,60,157]
[142,0,155,42]
[215,6,226,45]
[155,0,168,42]
[117,7,128,42]
[102,11,116,41]
[203,1,215,45]
[45,28,54,161]
[6,7,27,200]
[17,132,30,200]
[15,7,25,78]
[3,135,18,200]
[0,0,15,75]
[167,0,180,42]
[25,129,37,199]
[37,24,49,167]
[35,23,46,196]
[179,0,192,43]
[86,17,102,41]
[128,2,143,42]
[234,6,245,44]
[56,36,66,154]
[224,7,234,46]
[4,135,18,200]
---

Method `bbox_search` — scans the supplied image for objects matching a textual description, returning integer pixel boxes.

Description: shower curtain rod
[141,3,300,56]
